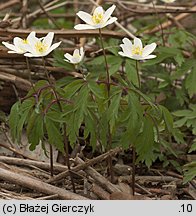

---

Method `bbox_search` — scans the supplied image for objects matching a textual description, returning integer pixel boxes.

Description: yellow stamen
[132,46,143,56]
[92,12,103,24]
[22,39,28,44]
[35,41,48,53]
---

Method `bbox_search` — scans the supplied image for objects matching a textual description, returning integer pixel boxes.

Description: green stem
[25,57,36,92]
[42,57,51,83]
[99,28,110,93]
[49,144,54,177]
[131,60,141,195]
[132,147,136,195]
[98,28,114,183]
[42,57,76,192]
[136,60,141,89]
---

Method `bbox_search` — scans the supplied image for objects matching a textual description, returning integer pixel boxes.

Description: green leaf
[65,112,77,146]
[160,105,173,132]
[27,112,44,151]
[173,109,194,118]
[106,38,120,56]
[17,99,34,142]
[9,102,20,141]
[63,79,84,98]
[172,128,185,144]
[185,66,196,98]
[108,91,122,131]
[45,116,64,153]
[125,59,139,87]
[53,49,75,71]
[88,81,105,99]
[169,160,182,173]
[172,58,195,80]
[135,116,155,167]
[189,139,196,153]
[183,161,196,183]
[99,111,108,149]
[108,56,123,76]
[46,111,65,123]
[161,140,178,157]
[120,92,142,149]
[84,109,98,150]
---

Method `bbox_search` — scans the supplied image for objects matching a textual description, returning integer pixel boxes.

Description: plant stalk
[98,28,114,183]
[49,144,54,177]
[132,147,136,195]
[25,57,36,92]
[42,57,76,191]
[136,60,141,89]
[131,60,141,195]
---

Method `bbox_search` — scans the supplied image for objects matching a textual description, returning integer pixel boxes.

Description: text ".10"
[180,204,192,213]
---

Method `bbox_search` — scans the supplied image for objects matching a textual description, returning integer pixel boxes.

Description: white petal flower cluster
[2,32,35,54]
[64,47,84,65]
[119,37,157,61]
[2,32,61,57]
[3,4,157,64]
[75,5,117,30]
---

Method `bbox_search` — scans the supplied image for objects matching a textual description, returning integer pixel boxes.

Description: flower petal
[27,31,36,41]
[8,51,19,54]
[2,42,18,52]
[122,38,133,47]
[64,53,73,62]
[121,38,133,53]
[43,32,54,48]
[140,55,157,60]
[24,53,36,57]
[76,11,93,25]
[13,37,23,47]
[73,49,80,56]
[74,24,96,30]
[133,37,143,49]
[118,51,129,58]
[93,6,104,15]
[130,55,143,60]
[103,5,116,22]
[102,17,117,27]
[44,41,61,56]
[80,47,85,59]
[142,43,157,57]
[120,44,131,56]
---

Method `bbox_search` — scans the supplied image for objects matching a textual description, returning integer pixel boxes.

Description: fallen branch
[0,29,126,39]
[0,72,31,91]
[0,142,37,160]
[145,5,196,33]
[47,147,121,184]
[75,157,121,194]
[0,156,68,172]
[0,167,88,200]
[0,0,20,11]
[91,183,110,200]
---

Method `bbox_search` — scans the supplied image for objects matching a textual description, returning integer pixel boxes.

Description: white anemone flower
[24,32,61,57]
[74,5,117,30]
[64,47,84,64]
[119,37,157,61]
[2,32,35,54]
[161,0,176,3]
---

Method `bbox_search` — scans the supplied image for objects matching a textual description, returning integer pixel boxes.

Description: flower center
[132,46,143,56]
[22,39,28,44]
[92,12,103,24]
[35,41,48,53]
